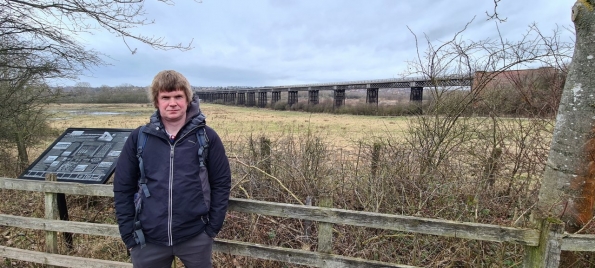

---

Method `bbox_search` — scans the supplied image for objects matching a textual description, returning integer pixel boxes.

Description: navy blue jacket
[114,98,231,248]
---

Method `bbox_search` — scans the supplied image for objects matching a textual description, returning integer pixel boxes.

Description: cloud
[64,0,575,88]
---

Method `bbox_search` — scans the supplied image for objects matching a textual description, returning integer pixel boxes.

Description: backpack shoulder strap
[133,125,150,248]
[136,125,150,198]
[196,126,209,167]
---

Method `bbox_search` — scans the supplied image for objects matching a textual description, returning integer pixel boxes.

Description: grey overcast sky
[66,0,576,88]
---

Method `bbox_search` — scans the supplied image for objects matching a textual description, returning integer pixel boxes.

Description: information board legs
[57,193,73,250]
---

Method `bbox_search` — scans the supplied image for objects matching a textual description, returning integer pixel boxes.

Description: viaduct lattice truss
[195,76,473,107]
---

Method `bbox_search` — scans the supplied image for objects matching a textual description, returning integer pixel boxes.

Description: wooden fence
[0,177,594,268]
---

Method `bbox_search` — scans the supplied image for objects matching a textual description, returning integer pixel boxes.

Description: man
[114,70,231,268]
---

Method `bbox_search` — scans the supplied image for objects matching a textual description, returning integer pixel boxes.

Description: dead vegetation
[4,102,592,267]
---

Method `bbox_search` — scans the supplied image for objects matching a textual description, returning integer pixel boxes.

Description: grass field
[47,103,410,149]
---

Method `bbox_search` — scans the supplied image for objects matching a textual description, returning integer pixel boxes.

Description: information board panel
[19,128,133,184]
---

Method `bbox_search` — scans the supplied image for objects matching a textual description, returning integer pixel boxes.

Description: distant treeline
[57,86,149,104]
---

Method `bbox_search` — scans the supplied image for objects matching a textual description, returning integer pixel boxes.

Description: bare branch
[485,0,507,22]
[1,0,196,64]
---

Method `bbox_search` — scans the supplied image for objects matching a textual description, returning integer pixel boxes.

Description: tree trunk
[537,2,595,264]
[15,132,29,174]
[539,0,595,228]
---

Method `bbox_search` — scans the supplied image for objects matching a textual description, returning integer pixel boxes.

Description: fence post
[371,142,382,179]
[317,193,333,254]
[260,136,271,174]
[45,173,59,266]
[523,218,564,268]
[302,196,313,250]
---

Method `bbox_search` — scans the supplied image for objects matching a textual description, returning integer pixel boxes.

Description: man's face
[157,89,188,122]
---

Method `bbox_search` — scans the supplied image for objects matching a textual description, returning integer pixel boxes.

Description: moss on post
[523,218,564,268]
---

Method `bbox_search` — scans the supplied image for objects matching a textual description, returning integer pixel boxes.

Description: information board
[19,128,133,184]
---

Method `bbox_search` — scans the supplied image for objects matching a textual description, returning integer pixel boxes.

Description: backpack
[132,125,210,248]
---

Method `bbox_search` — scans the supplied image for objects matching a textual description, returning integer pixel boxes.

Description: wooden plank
[214,239,417,268]
[228,198,541,246]
[0,177,540,246]
[0,214,120,237]
[560,234,595,251]
[0,177,113,197]
[0,240,411,268]
[0,215,412,267]
[0,246,132,268]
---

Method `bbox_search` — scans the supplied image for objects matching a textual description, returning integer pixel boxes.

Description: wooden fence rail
[0,177,594,267]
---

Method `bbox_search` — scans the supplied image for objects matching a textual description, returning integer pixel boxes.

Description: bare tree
[0,65,57,175]
[404,20,569,178]
[1,0,194,75]
[0,0,196,175]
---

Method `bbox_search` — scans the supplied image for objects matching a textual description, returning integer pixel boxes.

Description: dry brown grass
[46,103,409,150]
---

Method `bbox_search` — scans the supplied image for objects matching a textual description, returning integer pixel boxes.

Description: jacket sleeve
[204,127,231,238]
[113,128,140,248]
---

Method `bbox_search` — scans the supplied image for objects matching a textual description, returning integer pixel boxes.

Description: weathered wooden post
[523,218,564,268]
[302,196,313,250]
[45,173,59,266]
[260,136,271,174]
[371,142,382,179]
[317,193,333,254]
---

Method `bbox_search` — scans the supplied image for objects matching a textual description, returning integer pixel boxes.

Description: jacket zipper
[166,125,201,246]
[167,145,174,245]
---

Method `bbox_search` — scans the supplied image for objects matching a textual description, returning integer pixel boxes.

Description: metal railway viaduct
[194,76,473,108]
